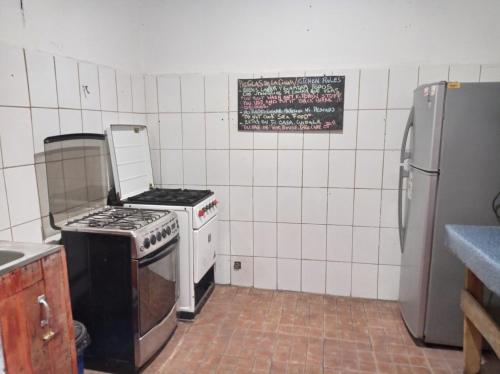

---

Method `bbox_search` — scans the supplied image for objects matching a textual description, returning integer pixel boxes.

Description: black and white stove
[43,134,181,372]
[106,125,218,320]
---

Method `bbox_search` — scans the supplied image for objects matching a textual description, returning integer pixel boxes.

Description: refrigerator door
[399,166,438,339]
[424,82,500,346]
[410,82,446,172]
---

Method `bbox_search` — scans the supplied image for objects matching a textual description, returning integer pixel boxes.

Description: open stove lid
[43,133,114,231]
[106,124,154,200]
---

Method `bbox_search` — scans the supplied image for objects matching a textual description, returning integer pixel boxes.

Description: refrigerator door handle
[400,107,415,164]
[399,107,415,252]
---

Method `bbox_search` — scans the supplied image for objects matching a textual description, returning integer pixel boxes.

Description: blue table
[445,225,500,374]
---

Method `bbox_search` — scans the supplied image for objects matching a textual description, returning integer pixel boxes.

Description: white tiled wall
[0,40,498,301]
[0,42,148,241]
[144,63,498,301]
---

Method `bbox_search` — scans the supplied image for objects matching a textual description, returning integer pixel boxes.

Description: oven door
[136,237,178,337]
[193,216,217,283]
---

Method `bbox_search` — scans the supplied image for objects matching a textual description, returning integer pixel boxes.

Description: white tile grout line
[76,62,84,132]
[203,76,208,189]
[275,128,279,289]
[324,128,332,291]
[376,68,391,299]
[114,69,121,122]
[96,64,104,133]
[0,104,414,114]
[20,48,42,240]
[227,77,232,285]
[129,73,134,114]
[154,76,162,185]
[50,50,70,240]
[299,121,305,292]
[350,69,361,297]
[23,48,35,161]
[178,76,185,187]
[250,85,256,288]
[52,55,64,138]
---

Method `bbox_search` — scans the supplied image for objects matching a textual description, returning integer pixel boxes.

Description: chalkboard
[238,75,344,132]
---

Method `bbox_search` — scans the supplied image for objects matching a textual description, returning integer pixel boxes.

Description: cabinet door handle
[38,294,56,342]
[38,294,51,327]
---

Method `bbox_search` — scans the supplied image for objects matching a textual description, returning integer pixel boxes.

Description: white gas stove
[106,124,218,319]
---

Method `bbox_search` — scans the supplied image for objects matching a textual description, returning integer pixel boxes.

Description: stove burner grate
[66,207,169,230]
[125,188,213,206]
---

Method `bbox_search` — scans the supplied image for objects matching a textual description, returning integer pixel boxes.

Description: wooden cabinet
[0,248,77,373]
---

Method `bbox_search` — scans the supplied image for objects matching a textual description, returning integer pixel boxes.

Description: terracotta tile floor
[88,285,500,373]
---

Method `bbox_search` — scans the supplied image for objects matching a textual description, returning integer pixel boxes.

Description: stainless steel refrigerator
[398,81,500,347]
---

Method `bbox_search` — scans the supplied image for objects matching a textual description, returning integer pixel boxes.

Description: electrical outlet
[233,261,241,270]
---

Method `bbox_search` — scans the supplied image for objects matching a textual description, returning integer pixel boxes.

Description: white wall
[141,0,500,74]
[1,0,500,301]
[0,42,151,243]
[139,0,500,299]
[0,0,145,72]
[0,1,150,241]
[145,64,500,301]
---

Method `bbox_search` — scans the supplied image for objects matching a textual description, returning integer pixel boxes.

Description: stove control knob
[198,209,205,217]
[166,226,171,235]
[150,234,156,245]
[214,199,219,206]
[156,232,162,242]
[143,237,150,249]
[162,229,167,237]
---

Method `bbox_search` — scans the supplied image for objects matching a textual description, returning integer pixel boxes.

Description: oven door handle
[138,238,178,268]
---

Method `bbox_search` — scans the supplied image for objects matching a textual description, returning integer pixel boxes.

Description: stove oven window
[137,240,178,336]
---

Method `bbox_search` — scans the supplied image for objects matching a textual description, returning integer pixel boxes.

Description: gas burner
[88,220,106,228]
[110,211,129,219]
[125,188,213,206]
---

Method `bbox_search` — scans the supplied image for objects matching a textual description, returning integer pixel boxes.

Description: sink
[0,250,24,266]
[0,241,61,276]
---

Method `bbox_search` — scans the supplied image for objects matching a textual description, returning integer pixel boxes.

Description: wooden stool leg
[463,268,483,374]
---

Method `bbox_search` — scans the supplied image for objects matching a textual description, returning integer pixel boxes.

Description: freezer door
[410,83,446,172]
[399,166,438,339]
